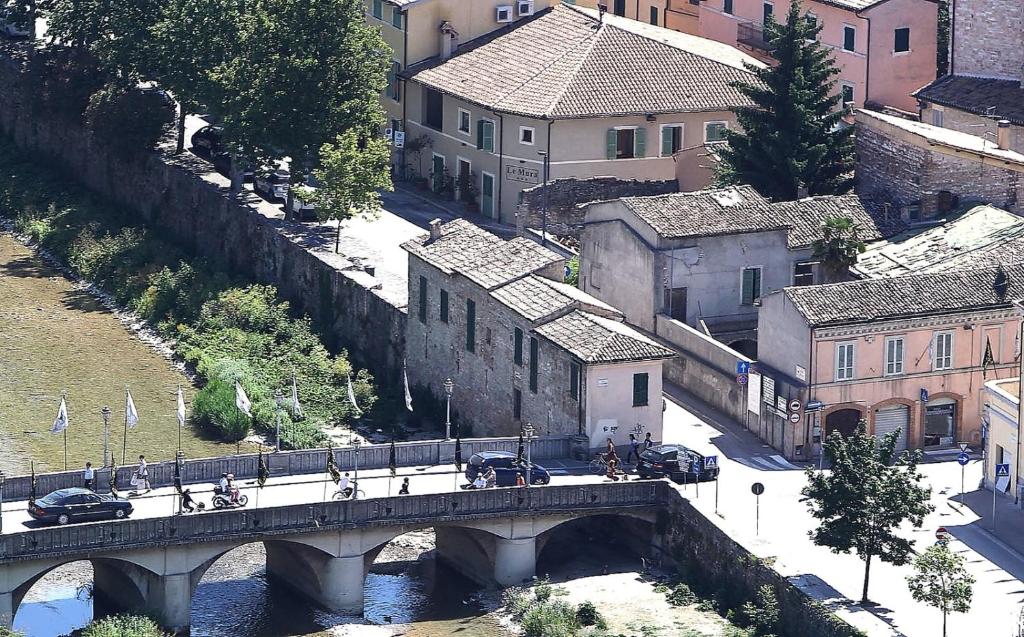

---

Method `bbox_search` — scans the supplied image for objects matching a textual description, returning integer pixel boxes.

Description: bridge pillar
[0,591,12,628]
[266,543,364,614]
[493,537,536,588]
[148,573,192,635]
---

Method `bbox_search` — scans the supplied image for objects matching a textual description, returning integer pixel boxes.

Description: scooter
[212,485,248,509]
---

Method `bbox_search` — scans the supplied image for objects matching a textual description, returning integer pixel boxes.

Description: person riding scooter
[227,474,240,504]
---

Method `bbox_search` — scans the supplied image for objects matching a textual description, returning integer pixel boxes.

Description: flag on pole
[176,386,187,427]
[257,447,270,489]
[125,389,139,429]
[403,364,413,412]
[326,443,341,484]
[235,381,252,417]
[173,458,183,495]
[291,372,303,419]
[346,374,362,417]
[50,396,69,434]
[29,461,37,504]
[454,427,463,473]
[389,439,397,478]
[983,337,996,379]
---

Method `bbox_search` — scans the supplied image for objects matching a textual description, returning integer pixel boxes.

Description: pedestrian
[136,455,150,491]
[484,466,497,488]
[643,432,653,450]
[626,434,641,465]
[515,472,526,487]
[398,477,410,495]
[83,462,95,490]
[605,459,620,481]
[605,437,619,465]
[180,489,196,513]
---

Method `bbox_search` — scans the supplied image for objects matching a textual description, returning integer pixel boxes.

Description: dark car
[637,444,719,483]
[465,451,551,486]
[28,488,133,526]
[190,124,224,156]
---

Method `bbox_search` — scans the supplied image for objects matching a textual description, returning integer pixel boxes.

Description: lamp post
[537,150,550,247]
[101,406,111,468]
[443,378,454,441]
[175,450,185,516]
[274,389,285,452]
[523,423,536,487]
[353,438,362,500]
[0,471,5,534]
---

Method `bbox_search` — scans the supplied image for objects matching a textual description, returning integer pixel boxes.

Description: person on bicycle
[339,472,353,498]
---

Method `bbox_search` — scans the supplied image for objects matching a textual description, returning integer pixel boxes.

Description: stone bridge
[0,480,668,634]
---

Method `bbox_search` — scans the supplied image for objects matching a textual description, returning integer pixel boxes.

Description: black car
[190,124,224,156]
[28,488,133,526]
[466,451,551,486]
[637,444,719,483]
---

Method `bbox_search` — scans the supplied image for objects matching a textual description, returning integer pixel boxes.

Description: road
[662,384,1024,637]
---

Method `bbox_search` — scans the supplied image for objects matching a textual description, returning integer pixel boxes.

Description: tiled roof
[402,219,562,290]
[406,5,761,118]
[491,275,619,323]
[534,311,676,363]
[914,75,1024,126]
[853,205,1024,278]
[782,263,1024,327]
[856,109,1024,164]
[814,0,887,11]
[616,186,897,248]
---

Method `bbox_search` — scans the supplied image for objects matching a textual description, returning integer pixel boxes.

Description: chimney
[997,119,1011,150]
[440,21,459,60]
[429,219,443,241]
[797,183,809,199]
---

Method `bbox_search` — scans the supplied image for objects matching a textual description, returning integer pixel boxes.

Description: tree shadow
[60,288,105,313]
[0,255,52,279]
[789,573,902,629]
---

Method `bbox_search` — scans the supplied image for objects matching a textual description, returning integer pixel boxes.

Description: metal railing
[737,22,771,51]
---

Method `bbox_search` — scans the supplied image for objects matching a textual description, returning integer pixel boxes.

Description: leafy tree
[304,130,392,252]
[936,0,950,76]
[85,83,175,158]
[23,47,109,121]
[801,421,933,604]
[811,216,866,281]
[741,584,780,636]
[80,613,167,637]
[5,0,37,39]
[718,0,854,200]
[906,543,974,637]
[38,0,104,49]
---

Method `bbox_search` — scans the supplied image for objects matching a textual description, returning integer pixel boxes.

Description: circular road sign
[957,452,970,466]
[789,399,802,412]
[751,482,765,496]
[789,412,801,423]
[935,527,951,543]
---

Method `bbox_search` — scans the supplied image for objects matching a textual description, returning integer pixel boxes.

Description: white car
[289,186,317,221]
[254,169,290,201]
[1,9,30,37]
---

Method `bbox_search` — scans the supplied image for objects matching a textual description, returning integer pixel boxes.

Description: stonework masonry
[922,104,1024,154]
[951,0,1024,80]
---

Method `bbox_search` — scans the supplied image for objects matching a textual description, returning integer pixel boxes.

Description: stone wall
[951,0,1024,80]
[517,176,677,239]
[0,54,406,382]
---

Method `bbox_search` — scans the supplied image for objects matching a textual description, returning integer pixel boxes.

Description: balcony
[737,22,771,52]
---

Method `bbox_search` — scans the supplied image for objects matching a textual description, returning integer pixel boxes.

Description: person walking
[180,489,196,513]
[643,432,653,450]
[83,462,95,490]
[626,434,641,465]
[135,455,150,492]
[484,466,497,488]
[398,477,410,495]
[515,472,526,487]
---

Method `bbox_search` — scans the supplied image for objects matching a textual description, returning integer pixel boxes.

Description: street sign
[935,527,951,543]
[957,452,970,466]
[737,361,751,375]
[704,455,719,470]
[920,388,929,403]
[752,482,764,535]
[959,442,969,453]
[789,412,801,423]
[751,482,765,495]
[394,131,406,148]
[789,399,801,412]
[806,399,824,412]
[736,374,748,385]
[997,463,1011,477]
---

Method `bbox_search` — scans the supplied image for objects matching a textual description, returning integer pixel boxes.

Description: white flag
[347,374,362,416]
[403,365,413,412]
[176,386,186,427]
[235,381,252,416]
[291,373,303,419]
[50,396,69,434]
[125,389,139,429]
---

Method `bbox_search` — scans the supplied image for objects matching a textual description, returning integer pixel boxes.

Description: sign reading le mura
[506,165,540,184]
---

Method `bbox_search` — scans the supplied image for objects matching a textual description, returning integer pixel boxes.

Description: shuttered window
[661,125,683,156]
[569,361,580,401]
[387,61,401,101]
[418,276,427,323]
[885,337,905,376]
[476,120,495,152]
[606,128,644,159]
[439,289,449,323]
[466,299,476,352]
[372,0,382,18]
[740,267,762,305]
[836,342,855,380]
[933,332,953,370]
[514,327,524,366]
[632,373,649,407]
[529,337,539,393]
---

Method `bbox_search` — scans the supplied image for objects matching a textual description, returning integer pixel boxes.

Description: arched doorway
[824,408,862,439]
[729,339,758,360]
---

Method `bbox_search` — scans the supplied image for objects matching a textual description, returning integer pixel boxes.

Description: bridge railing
[2,436,573,501]
[0,481,667,562]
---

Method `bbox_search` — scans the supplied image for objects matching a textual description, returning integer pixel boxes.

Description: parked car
[289,185,317,221]
[0,8,30,38]
[465,451,551,486]
[190,124,223,156]
[637,444,719,483]
[254,168,290,201]
[28,488,133,526]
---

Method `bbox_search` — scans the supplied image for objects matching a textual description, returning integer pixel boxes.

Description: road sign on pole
[956,452,970,466]
[994,463,1011,529]
[957,452,969,505]
[935,527,951,543]
[751,482,765,535]
[736,374,748,385]
[737,361,751,375]
[959,442,969,453]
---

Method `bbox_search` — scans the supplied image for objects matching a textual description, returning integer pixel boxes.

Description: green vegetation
[665,582,697,606]
[811,216,866,281]
[906,543,974,637]
[0,140,374,448]
[564,255,580,286]
[0,627,24,637]
[79,614,168,637]
[84,83,176,158]
[504,580,605,637]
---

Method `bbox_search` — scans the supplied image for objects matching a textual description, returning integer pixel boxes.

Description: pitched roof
[611,186,896,248]
[857,108,1024,164]
[813,0,889,11]
[781,264,1024,327]
[401,219,562,290]
[534,311,676,363]
[853,205,1024,278]
[914,75,1024,126]
[406,5,761,119]
[491,274,619,323]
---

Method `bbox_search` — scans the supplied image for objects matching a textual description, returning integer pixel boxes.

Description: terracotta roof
[781,263,1024,326]
[406,5,761,118]
[914,75,1024,126]
[813,0,889,11]
[491,275,620,323]
[857,108,1024,164]
[401,219,562,290]
[534,311,676,363]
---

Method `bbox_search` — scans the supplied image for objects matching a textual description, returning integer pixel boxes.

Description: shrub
[85,83,175,158]
[80,614,167,637]
[575,600,606,628]
[666,582,697,607]
[520,599,578,637]
[741,585,780,637]
[192,377,258,442]
[0,627,25,637]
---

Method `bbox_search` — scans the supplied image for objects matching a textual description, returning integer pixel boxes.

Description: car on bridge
[637,444,719,484]
[466,451,551,486]
[28,488,133,526]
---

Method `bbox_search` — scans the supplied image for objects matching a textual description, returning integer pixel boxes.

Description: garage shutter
[874,405,908,453]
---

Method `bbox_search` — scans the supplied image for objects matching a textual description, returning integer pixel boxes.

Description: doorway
[480,172,495,218]
[924,400,956,447]
[457,158,471,201]
[431,154,445,193]
[824,408,862,440]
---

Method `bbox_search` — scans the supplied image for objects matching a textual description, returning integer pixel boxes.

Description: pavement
[661,380,1024,637]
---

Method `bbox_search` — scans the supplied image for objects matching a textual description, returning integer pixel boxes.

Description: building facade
[983,377,1020,501]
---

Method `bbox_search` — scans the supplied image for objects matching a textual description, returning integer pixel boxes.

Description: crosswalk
[733,454,804,471]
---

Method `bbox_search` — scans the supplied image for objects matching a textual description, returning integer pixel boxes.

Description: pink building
[696,0,938,112]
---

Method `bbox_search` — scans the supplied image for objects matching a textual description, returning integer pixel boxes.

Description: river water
[0,233,506,636]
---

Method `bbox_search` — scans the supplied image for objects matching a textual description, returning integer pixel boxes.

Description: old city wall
[0,55,405,381]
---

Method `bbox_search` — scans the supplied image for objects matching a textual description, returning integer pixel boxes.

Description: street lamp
[537,150,550,247]
[523,423,536,487]
[352,438,362,500]
[175,451,185,515]
[101,406,111,468]
[443,378,454,441]
[274,389,285,452]
[0,471,5,534]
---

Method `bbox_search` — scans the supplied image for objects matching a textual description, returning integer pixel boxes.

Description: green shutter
[661,126,673,156]
[418,276,427,323]
[483,121,495,152]
[529,337,539,393]
[752,268,762,301]
[466,299,476,352]
[440,288,449,323]
[514,327,523,366]
[632,373,649,407]
[741,268,754,305]
[570,362,580,400]
[606,128,617,159]
[635,127,646,158]
[476,121,484,150]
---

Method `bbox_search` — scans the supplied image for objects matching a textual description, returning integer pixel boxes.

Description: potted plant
[458,171,479,210]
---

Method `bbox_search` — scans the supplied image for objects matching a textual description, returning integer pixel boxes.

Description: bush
[0,627,24,637]
[86,83,176,158]
[520,599,578,637]
[192,377,255,442]
[575,600,606,628]
[24,47,109,121]
[741,585,780,637]
[666,582,697,607]
[80,614,167,637]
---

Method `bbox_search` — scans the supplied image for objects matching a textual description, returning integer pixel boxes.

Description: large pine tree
[718,0,854,201]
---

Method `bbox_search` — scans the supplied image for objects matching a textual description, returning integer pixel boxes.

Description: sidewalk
[387,184,517,239]
[954,484,1024,563]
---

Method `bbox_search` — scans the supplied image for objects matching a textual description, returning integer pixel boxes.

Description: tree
[936,0,950,76]
[85,83,175,158]
[304,130,392,253]
[801,421,933,604]
[717,0,854,200]
[811,216,866,281]
[906,543,974,637]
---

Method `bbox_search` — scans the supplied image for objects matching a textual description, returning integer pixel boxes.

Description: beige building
[400,4,761,223]
[984,377,1020,501]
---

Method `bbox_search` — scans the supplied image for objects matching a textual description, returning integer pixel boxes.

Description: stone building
[402,219,674,450]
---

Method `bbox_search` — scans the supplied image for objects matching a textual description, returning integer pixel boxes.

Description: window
[740,266,762,306]
[496,5,513,22]
[570,361,581,401]
[418,276,427,324]
[805,13,817,29]
[704,121,728,143]
[387,61,401,101]
[391,7,403,28]
[931,108,943,127]
[465,299,476,352]
[663,286,687,321]
[632,372,649,407]
[762,2,773,23]
[885,336,905,375]
[424,87,443,130]
[513,388,522,420]
[613,0,626,16]
[933,332,953,370]
[661,124,683,156]
[514,327,524,366]
[439,289,449,323]
[457,109,471,134]
[476,119,495,152]
[372,0,383,19]
[894,27,910,53]
[841,83,854,106]
[724,0,733,14]
[529,336,539,393]
[606,127,645,159]
[519,126,535,145]
[650,6,659,24]
[793,262,814,286]
[836,342,855,380]
[843,25,856,51]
